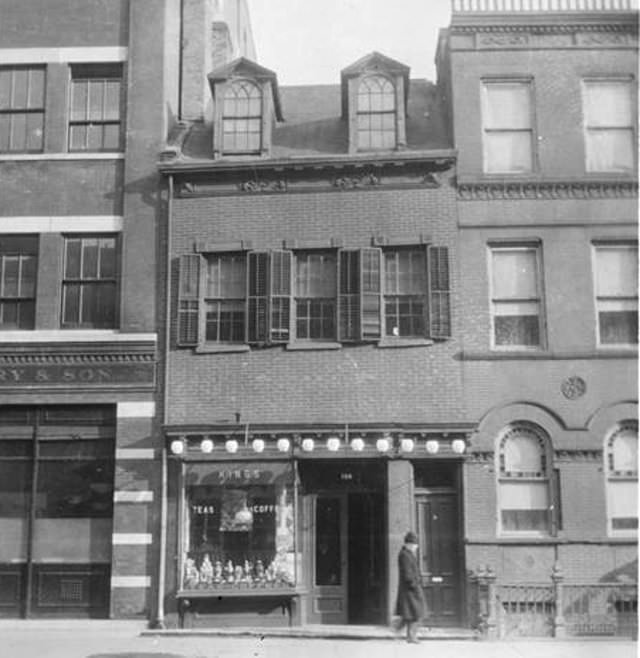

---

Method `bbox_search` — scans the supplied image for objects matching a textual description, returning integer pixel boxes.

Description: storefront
[164,427,471,629]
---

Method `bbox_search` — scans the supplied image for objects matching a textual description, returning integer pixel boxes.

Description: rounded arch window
[356,75,396,150]
[222,79,262,154]
[605,421,638,535]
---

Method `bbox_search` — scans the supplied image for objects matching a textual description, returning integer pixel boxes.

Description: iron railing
[452,0,638,12]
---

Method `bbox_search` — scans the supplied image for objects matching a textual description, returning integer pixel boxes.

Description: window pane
[0,460,30,561]
[587,129,634,172]
[504,434,543,474]
[315,498,341,586]
[28,68,45,109]
[104,80,121,121]
[88,80,104,121]
[609,480,638,520]
[65,239,82,278]
[2,256,19,297]
[25,112,43,151]
[87,124,103,151]
[599,309,638,344]
[82,282,116,328]
[484,83,531,129]
[584,82,632,127]
[12,69,28,109]
[611,429,638,473]
[495,314,540,346]
[99,238,116,278]
[0,69,11,109]
[485,132,532,173]
[11,113,26,151]
[0,114,10,151]
[493,250,538,299]
[500,481,549,532]
[62,283,81,325]
[102,123,120,150]
[69,124,87,151]
[82,239,99,278]
[71,80,88,121]
[596,247,638,297]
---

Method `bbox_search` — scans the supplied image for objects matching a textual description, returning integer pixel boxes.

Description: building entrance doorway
[299,461,386,625]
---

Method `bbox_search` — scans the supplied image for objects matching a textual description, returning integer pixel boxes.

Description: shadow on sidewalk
[88,654,187,658]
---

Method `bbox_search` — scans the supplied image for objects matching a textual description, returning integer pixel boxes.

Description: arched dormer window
[497,423,555,535]
[356,75,396,151]
[606,421,638,536]
[222,79,262,154]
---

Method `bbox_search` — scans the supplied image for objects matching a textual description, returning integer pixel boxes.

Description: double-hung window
[62,235,117,329]
[222,80,262,154]
[490,245,544,349]
[593,244,638,346]
[481,80,534,174]
[295,252,336,341]
[69,64,122,152]
[583,80,635,173]
[177,246,450,347]
[498,423,556,535]
[0,66,45,153]
[606,422,638,536]
[357,75,396,150]
[0,235,38,330]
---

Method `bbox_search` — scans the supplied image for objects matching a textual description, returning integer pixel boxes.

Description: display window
[180,462,297,591]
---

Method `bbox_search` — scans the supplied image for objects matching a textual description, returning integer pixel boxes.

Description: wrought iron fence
[497,584,555,638]
[452,0,638,11]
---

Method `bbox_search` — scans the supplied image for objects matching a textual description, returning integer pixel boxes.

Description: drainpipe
[154,173,174,628]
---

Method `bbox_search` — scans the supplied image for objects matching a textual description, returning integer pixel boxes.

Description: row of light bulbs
[169,436,466,455]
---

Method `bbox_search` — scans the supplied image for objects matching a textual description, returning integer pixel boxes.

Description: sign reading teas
[0,363,155,388]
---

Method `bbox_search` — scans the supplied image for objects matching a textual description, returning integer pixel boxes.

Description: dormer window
[222,79,262,154]
[357,75,396,150]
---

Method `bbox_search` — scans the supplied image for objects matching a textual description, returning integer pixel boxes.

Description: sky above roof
[246,0,452,86]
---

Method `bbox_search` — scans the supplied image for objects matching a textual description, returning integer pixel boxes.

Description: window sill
[460,349,637,361]
[377,337,434,349]
[286,341,342,351]
[195,343,250,354]
[0,152,125,161]
[0,330,156,343]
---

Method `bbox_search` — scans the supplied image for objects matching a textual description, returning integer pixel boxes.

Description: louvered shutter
[360,247,382,340]
[270,250,292,343]
[428,245,451,339]
[338,249,360,341]
[247,251,269,343]
[177,254,202,346]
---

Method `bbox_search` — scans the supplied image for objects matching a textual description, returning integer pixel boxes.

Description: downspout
[154,173,174,628]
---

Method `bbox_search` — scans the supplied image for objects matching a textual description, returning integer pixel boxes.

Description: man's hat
[404,531,418,544]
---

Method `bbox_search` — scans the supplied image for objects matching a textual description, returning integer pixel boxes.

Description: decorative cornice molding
[0,352,155,365]
[452,23,637,34]
[457,180,638,201]
[555,449,603,462]
[467,451,495,463]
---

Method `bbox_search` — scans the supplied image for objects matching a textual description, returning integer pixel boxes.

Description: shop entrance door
[415,491,462,626]
[306,491,386,625]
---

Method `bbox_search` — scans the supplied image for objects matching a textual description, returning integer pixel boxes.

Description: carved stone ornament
[561,375,587,400]
[457,181,638,201]
[333,173,380,189]
[237,179,288,193]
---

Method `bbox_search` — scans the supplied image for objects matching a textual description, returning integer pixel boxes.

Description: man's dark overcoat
[394,545,426,621]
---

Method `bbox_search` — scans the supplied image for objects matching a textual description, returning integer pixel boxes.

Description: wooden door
[307,494,348,624]
[416,492,462,625]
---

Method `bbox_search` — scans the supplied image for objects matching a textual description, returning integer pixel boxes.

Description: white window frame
[488,244,545,351]
[356,74,397,151]
[496,423,554,537]
[481,78,535,175]
[592,243,638,348]
[582,78,636,174]
[605,422,638,538]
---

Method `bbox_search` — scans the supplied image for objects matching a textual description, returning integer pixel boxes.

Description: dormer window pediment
[208,57,282,159]
[341,52,410,154]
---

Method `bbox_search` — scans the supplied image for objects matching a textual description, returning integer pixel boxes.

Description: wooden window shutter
[247,251,269,343]
[270,250,292,343]
[360,247,382,340]
[428,245,451,339]
[177,254,202,346]
[338,249,360,341]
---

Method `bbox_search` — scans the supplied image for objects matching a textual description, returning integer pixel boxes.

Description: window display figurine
[255,559,265,585]
[225,559,235,584]
[243,559,253,585]
[234,564,243,585]
[266,562,276,584]
[200,554,214,586]
[184,557,199,589]
[213,560,223,584]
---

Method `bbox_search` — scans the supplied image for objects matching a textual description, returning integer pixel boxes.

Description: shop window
[295,251,336,341]
[481,80,534,174]
[181,465,296,591]
[497,424,555,535]
[357,75,396,150]
[593,243,638,346]
[0,235,38,330]
[61,235,118,329]
[177,246,450,347]
[583,79,635,173]
[606,422,638,536]
[0,65,45,153]
[222,79,262,154]
[69,64,123,152]
[490,245,544,349]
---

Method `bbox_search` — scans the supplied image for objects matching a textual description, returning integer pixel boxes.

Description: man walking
[393,531,426,644]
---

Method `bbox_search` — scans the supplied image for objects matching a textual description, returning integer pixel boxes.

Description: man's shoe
[407,638,420,644]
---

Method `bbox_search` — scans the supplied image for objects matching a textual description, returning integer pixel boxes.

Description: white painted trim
[0,47,128,64]
[117,402,156,419]
[113,533,153,545]
[115,448,156,460]
[0,216,123,233]
[111,576,151,588]
[0,330,156,343]
[0,153,124,161]
[114,491,154,503]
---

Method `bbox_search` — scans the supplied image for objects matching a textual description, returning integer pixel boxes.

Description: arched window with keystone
[605,421,638,537]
